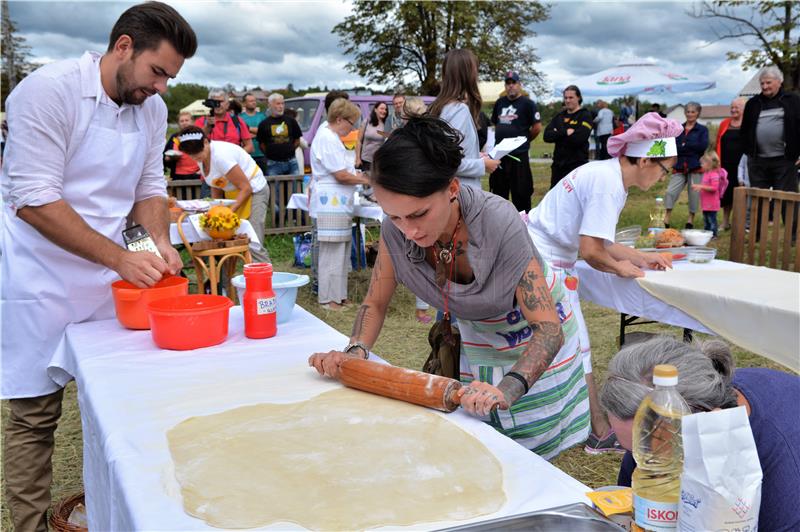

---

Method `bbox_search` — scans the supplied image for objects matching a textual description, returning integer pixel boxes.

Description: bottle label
[634,494,679,530]
[256,297,276,315]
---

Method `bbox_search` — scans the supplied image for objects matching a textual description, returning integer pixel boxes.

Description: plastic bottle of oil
[631,364,691,531]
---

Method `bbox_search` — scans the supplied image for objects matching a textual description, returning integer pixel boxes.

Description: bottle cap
[653,364,678,386]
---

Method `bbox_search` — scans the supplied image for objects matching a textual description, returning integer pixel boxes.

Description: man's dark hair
[324,90,349,112]
[372,116,463,197]
[108,1,197,59]
[243,92,254,100]
[651,103,661,110]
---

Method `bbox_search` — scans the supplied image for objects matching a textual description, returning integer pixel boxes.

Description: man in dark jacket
[741,66,800,234]
[544,85,593,189]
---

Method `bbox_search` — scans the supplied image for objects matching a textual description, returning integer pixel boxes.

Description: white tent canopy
[180,99,212,117]
[554,63,716,97]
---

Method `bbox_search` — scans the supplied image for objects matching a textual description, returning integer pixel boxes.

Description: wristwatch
[343,341,369,359]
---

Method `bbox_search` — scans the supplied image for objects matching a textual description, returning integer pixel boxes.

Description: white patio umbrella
[554,63,716,97]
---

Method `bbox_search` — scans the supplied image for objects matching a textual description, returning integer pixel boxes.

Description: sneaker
[584,431,625,455]
[685,222,694,229]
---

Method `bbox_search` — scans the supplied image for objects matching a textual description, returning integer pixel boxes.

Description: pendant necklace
[432,207,462,346]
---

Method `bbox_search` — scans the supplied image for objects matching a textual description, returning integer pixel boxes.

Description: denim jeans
[703,210,718,237]
[267,159,300,224]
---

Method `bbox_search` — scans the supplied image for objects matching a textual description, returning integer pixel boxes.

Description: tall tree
[691,1,799,91]
[161,83,210,122]
[333,1,549,96]
[1,0,39,110]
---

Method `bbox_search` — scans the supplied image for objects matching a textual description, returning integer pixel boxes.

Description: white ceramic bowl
[682,229,713,246]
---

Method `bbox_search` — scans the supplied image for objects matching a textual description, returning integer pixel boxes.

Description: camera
[203,98,221,109]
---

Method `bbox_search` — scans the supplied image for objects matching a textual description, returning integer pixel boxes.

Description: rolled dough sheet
[167,388,506,529]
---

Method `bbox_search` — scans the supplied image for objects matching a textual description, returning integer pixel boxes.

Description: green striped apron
[457,257,590,460]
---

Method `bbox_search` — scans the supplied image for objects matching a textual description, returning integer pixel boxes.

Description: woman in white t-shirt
[526,112,681,454]
[177,126,270,263]
[310,99,370,310]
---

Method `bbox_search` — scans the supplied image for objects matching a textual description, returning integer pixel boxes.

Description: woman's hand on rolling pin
[308,350,354,379]
[457,381,509,417]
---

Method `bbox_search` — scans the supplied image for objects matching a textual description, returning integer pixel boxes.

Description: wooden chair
[730,187,799,272]
[176,212,252,301]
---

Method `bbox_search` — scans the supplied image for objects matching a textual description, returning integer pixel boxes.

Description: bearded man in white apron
[0,4,196,530]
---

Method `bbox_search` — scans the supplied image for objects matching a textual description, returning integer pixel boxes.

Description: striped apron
[457,257,590,460]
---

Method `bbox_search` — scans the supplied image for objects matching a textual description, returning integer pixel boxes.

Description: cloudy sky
[8,0,759,105]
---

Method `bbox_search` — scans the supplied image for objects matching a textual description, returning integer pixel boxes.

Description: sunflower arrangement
[199,205,241,239]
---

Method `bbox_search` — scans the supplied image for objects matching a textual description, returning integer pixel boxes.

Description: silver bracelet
[343,341,369,359]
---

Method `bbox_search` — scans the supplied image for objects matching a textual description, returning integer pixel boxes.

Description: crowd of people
[1,1,798,530]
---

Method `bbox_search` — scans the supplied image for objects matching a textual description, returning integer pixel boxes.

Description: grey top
[360,121,385,163]
[756,107,785,158]
[594,108,614,136]
[381,186,536,321]
[439,102,485,189]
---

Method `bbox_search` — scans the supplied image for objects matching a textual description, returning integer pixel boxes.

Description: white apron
[1,97,148,398]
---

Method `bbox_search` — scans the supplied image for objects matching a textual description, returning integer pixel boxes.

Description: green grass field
[1,163,790,528]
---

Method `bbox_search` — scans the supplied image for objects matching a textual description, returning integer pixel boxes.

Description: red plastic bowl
[111,276,189,330]
[146,295,233,350]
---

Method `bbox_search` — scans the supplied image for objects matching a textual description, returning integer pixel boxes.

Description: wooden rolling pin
[338,358,463,412]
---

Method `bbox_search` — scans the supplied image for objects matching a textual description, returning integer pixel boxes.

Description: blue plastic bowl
[232,272,310,324]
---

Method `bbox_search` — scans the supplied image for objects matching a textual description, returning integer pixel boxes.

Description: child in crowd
[692,151,728,237]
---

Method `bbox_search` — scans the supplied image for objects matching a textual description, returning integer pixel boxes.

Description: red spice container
[243,263,277,339]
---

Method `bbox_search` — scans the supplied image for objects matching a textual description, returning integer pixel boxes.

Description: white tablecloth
[576,259,800,371]
[169,216,261,251]
[637,264,800,371]
[287,192,384,222]
[51,307,590,530]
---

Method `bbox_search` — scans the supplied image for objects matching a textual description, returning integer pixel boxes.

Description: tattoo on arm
[500,322,564,404]
[351,304,370,339]
[365,251,382,299]
[517,271,555,313]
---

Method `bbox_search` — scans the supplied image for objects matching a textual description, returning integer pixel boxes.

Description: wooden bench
[730,187,799,272]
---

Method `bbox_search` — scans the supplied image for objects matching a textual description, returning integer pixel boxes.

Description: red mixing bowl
[111,276,189,330]
[146,295,233,350]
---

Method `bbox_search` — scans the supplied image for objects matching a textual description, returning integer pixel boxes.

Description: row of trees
[3,1,797,116]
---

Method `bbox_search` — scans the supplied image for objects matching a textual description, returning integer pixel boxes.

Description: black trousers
[747,156,799,237]
[597,134,611,160]
[489,152,533,212]
[550,159,586,189]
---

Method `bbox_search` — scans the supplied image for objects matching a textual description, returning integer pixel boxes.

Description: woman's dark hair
[108,1,197,59]
[369,102,387,127]
[563,84,583,104]
[372,116,463,197]
[175,125,207,155]
[428,49,482,126]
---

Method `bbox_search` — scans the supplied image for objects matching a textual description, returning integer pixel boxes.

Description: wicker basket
[49,492,87,532]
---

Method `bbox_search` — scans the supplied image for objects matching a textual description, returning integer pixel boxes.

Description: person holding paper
[601,335,800,532]
[526,112,679,454]
[490,70,542,212]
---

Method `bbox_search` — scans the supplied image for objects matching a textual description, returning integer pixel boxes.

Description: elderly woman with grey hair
[663,102,708,228]
[600,335,800,532]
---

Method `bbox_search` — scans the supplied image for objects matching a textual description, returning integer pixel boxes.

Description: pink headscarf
[607,112,683,157]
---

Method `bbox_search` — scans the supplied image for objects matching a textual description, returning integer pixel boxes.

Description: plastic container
[681,229,713,246]
[615,225,642,242]
[686,246,717,263]
[146,295,233,350]
[111,276,189,330]
[243,263,277,339]
[631,365,691,531]
[232,272,309,324]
